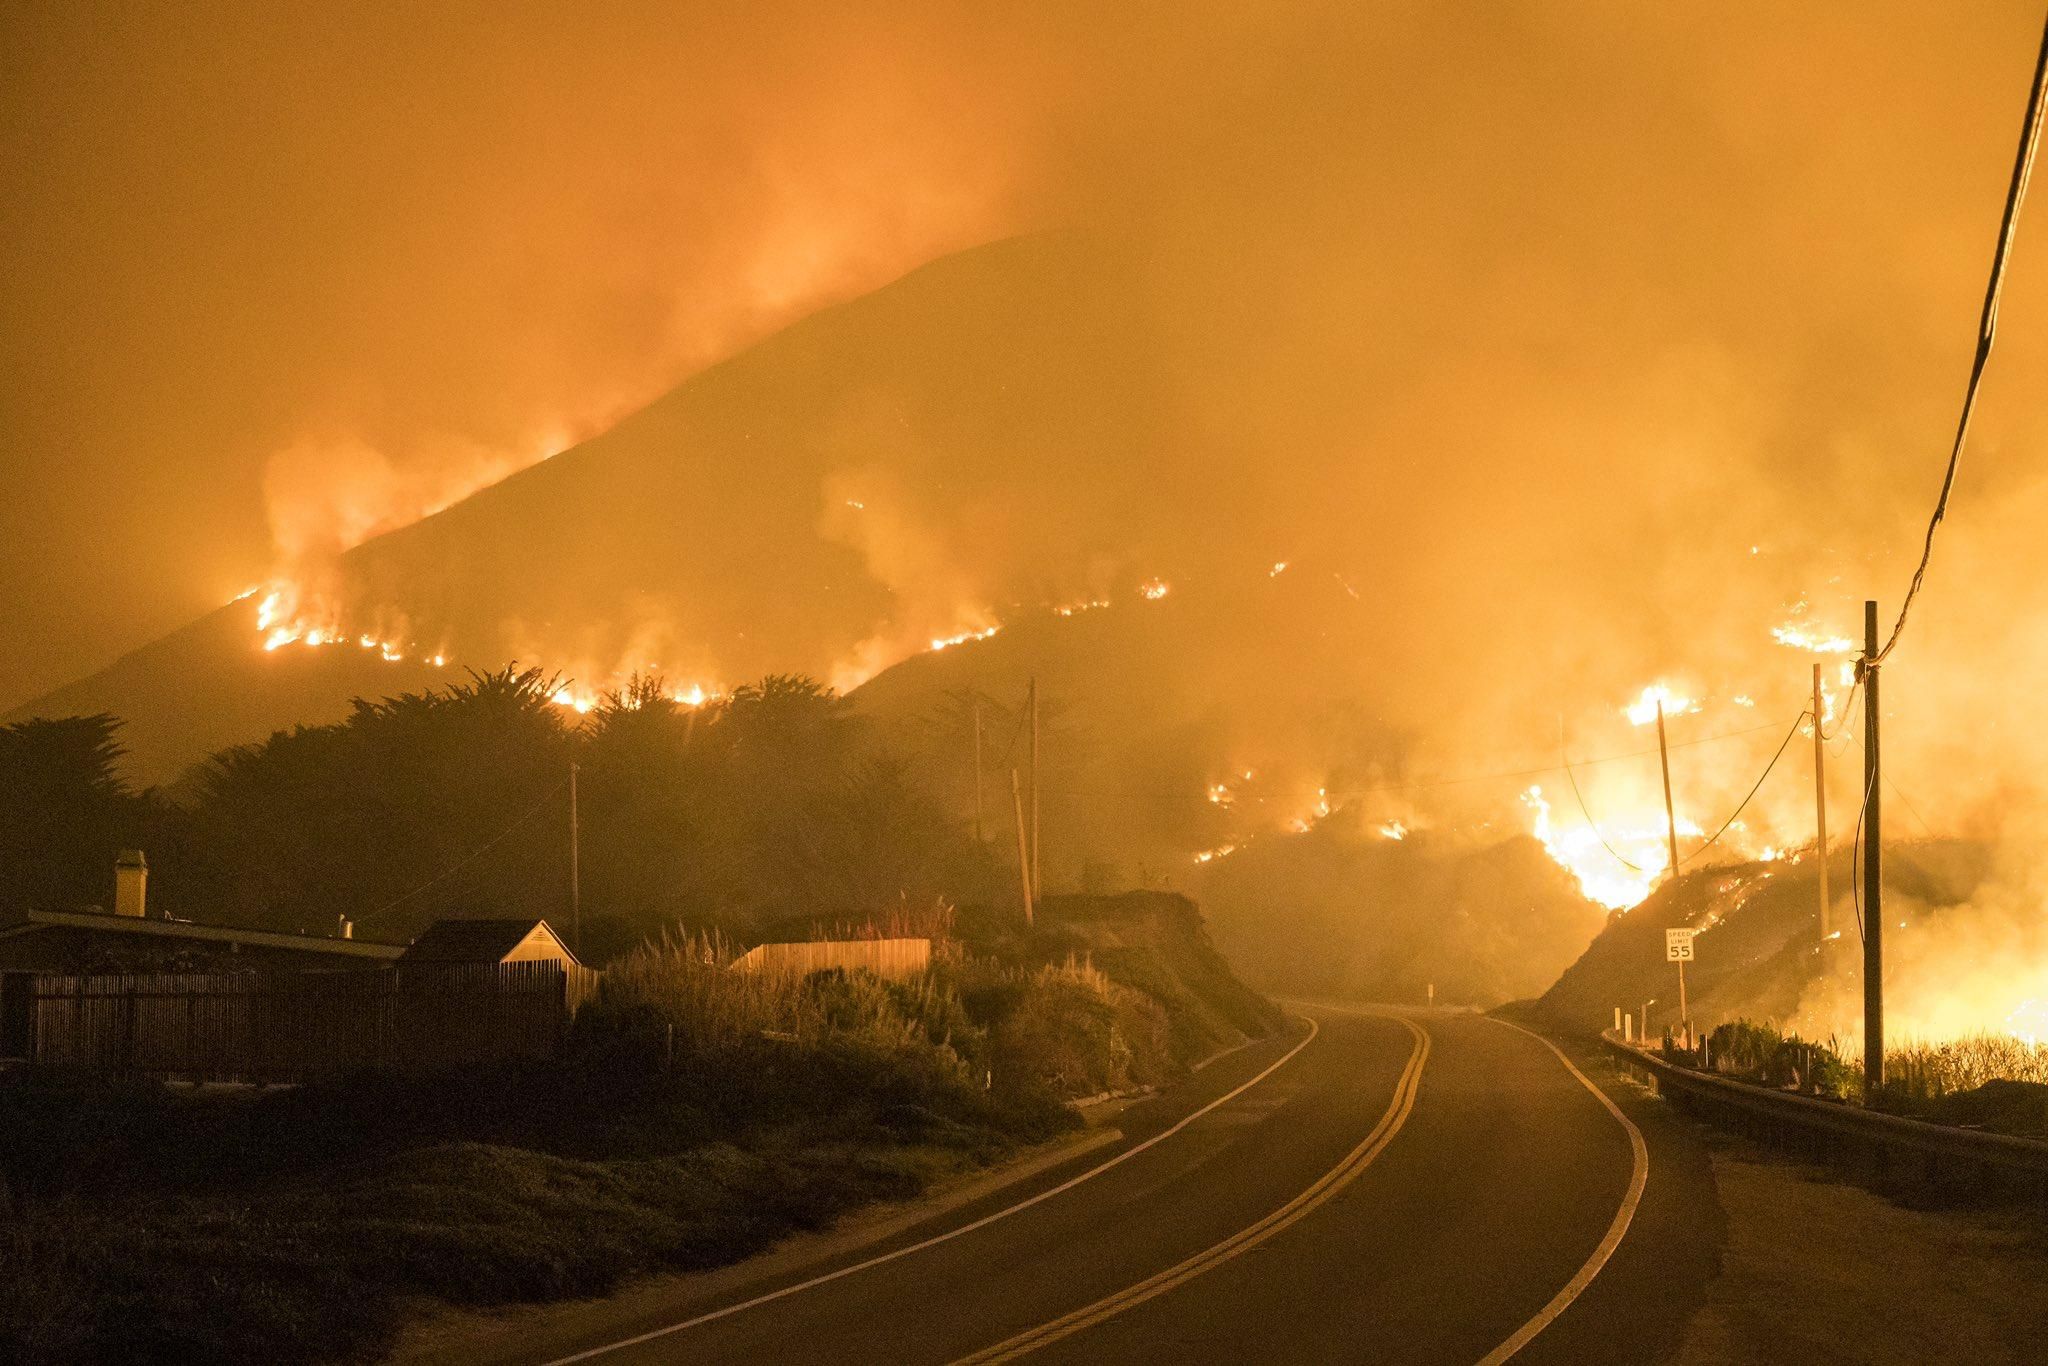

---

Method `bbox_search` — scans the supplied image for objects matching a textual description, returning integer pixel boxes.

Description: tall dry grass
[1882,1034,2048,1102]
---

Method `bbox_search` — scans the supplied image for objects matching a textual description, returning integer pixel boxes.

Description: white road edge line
[951,1012,1431,1364]
[1474,1019,1650,1366]
[540,1015,1323,1365]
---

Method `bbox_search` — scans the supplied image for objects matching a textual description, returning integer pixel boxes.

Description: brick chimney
[115,849,148,918]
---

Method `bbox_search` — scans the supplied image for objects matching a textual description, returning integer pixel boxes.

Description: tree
[0,714,141,912]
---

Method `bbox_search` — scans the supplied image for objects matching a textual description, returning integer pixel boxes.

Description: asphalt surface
[506,1006,1717,1365]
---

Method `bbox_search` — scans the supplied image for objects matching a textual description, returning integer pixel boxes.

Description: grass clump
[1672,1018,2048,1140]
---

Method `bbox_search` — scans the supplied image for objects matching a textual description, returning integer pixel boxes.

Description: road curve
[507,1007,1691,1365]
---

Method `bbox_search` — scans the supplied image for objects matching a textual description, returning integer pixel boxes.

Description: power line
[1818,676,1861,744]
[362,777,570,921]
[1560,720,1649,873]
[1874,13,2048,667]
[1041,716,1792,805]
[1677,710,1810,868]
[1849,759,1879,945]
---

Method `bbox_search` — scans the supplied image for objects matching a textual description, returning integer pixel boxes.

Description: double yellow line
[953,1014,1432,1364]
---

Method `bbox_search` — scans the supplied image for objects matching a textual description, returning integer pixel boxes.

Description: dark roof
[398,918,573,965]
[0,908,402,959]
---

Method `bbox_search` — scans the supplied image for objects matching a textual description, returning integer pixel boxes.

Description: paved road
[510,1006,1715,1365]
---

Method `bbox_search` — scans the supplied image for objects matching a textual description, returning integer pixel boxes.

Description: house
[0,907,404,974]
[0,850,400,974]
[397,918,583,968]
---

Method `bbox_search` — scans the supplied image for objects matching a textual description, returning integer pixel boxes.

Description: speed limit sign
[1666,928,1697,962]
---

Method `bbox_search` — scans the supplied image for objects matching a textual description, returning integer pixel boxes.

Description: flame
[1771,623,1857,654]
[1379,820,1408,840]
[1207,782,1234,806]
[1138,577,1171,601]
[1521,783,1703,910]
[1193,843,1237,864]
[930,624,1001,652]
[550,687,597,715]
[1269,561,1289,577]
[1623,683,1698,727]
[1053,598,1110,617]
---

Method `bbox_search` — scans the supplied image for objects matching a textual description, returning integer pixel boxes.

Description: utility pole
[1010,768,1034,926]
[972,694,985,844]
[1028,676,1040,902]
[1812,663,1830,944]
[1655,698,1681,882]
[568,760,582,956]
[1862,600,1884,1091]
[1656,699,1686,1044]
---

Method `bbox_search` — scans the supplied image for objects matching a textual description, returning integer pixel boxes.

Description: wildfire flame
[1521,783,1703,910]
[1623,683,1698,727]
[929,624,1001,652]
[1771,623,1857,654]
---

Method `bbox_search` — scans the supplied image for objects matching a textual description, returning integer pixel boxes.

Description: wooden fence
[730,937,931,981]
[23,962,583,1082]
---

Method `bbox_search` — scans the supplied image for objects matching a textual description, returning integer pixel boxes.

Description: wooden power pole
[972,695,985,844]
[1655,698,1681,882]
[1010,768,1034,926]
[1812,663,1830,944]
[1028,676,1040,901]
[1862,600,1884,1091]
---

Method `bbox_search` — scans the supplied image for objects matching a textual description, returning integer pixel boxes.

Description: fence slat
[28,963,579,1083]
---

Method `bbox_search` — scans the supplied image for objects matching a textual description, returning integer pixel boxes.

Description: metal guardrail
[1600,1033,2048,1189]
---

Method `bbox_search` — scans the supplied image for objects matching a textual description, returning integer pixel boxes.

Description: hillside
[1533,840,1994,1043]
[5,234,1154,783]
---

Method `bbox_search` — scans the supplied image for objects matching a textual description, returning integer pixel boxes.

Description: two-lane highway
[496,1006,1690,1365]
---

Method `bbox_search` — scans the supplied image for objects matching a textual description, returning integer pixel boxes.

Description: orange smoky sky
[0,1,1058,706]
[2,0,2046,731]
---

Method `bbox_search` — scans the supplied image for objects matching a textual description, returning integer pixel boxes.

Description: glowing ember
[1207,782,1235,806]
[1052,598,1110,617]
[1138,578,1170,601]
[1269,561,1289,577]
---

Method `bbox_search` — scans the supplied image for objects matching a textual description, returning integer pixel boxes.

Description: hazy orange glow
[8,3,2048,1051]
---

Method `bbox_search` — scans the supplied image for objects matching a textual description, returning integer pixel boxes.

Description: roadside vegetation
[1659,1018,2048,1140]
[1,669,1280,1365]
[1,905,1272,1366]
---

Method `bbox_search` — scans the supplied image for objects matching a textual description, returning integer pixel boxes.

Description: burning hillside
[10,6,2048,1050]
